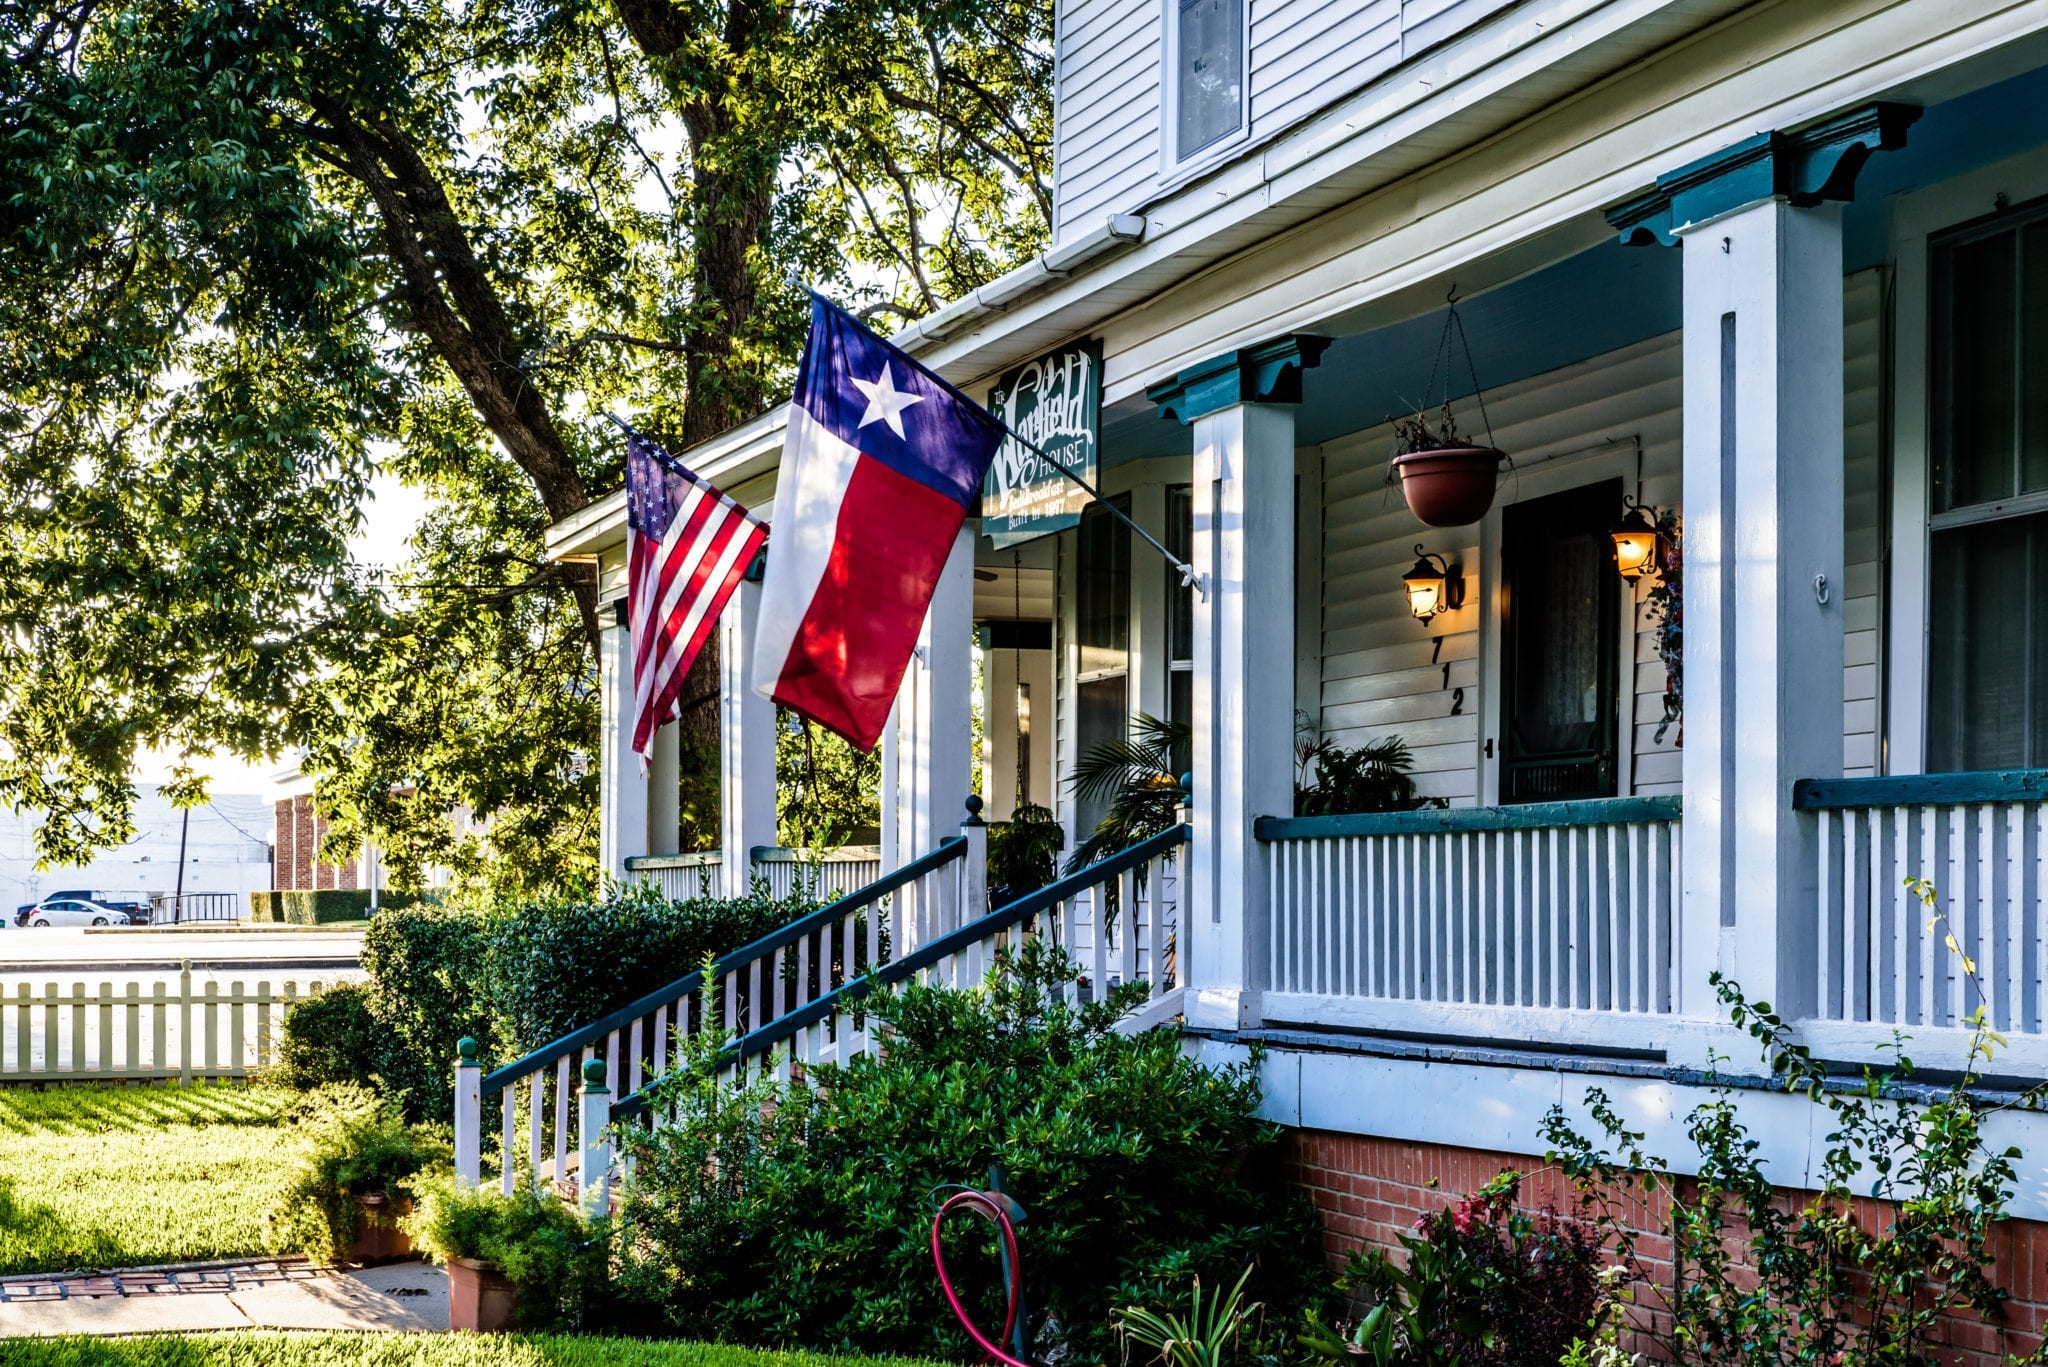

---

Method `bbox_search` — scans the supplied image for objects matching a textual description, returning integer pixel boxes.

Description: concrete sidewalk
[0,1257,448,1336]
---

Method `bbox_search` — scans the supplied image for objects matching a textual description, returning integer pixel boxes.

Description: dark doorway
[1501,479,1623,803]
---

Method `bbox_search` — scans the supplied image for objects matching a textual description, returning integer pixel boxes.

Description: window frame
[1158,0,1250,178]
[1888,152,2048,775]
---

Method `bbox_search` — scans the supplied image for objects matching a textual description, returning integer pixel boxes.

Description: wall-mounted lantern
[1402,545,1465,624]
[1610,497,1664,583]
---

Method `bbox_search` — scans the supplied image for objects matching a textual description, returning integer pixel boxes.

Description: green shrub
[265,1085,450,1264]
[360,907,495,1123]
[409,1177,600,1329]
[252,889,419,923]
[614,937,1325,1362]
[276,983,386,1091]
[484,878,815,1054]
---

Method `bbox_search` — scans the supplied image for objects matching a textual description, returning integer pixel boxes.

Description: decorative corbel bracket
[1147,334,1333,425]
[1605,102,1920,246]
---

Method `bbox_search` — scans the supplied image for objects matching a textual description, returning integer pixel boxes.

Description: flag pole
[989,424,1208,600]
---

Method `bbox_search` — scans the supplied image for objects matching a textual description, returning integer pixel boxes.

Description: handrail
[749,845,883,864]
[623,850,723,870]
[1792,769,2048,810]
[613,822,1189,1121]
[1254,796,1681,842]
[481,836,968,1094]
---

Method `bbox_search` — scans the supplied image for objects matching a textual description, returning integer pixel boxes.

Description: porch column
[1150,338,1326,1032]
[884,526,975,880]
[647,725,679,857]
[1610,104,1915,1028]
[597,606,650,880]
[1677,199,1844,1023]
[719,578,778,897]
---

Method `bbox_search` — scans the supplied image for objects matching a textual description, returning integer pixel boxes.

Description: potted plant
[409,1176,596,1332]
[265,1084,450,1266]
[1387,296,1511,527]
[1389,401,1509,527]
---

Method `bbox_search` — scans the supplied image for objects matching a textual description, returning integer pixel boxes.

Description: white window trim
[1157,0,1252,182]
[1887,148,2048,777]
[1475,445,1639,807]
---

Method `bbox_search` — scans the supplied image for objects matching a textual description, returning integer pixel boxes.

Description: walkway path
[0,1257,448,1336]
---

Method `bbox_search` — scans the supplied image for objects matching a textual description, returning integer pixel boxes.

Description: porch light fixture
[1610,497,1663,583]
[1402,546,1464,624]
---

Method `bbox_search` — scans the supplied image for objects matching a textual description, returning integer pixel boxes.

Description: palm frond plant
[1066,713,1189,873]
[1295,735,1435,816]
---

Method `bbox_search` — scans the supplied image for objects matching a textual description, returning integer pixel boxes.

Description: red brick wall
[272,796,356,891]
[1285,1128,2048,1366]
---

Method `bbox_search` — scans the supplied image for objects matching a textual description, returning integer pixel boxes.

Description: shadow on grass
[0,1176,123,1275]
[0,1084,289,1137]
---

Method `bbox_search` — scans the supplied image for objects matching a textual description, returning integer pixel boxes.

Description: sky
[132,466,433,799]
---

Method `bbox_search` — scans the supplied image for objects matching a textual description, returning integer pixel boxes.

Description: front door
[1500,480,1622,803]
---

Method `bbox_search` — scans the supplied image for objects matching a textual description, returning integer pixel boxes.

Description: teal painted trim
[1255,797,1682,841]
[1607,102,1919,246]
[1792,771,2048,810]
[611,823,1192,1121]
[483,837,966,1095]
[1147,336,1331,424]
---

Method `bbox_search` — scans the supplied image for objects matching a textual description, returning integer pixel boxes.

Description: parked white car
[17,897,138,927]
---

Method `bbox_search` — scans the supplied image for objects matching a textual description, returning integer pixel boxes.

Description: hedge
[249,889,418,924]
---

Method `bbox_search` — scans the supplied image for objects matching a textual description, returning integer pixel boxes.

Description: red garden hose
[931,1188,1032,1367]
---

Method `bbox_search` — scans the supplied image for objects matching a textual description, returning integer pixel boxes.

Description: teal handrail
[480,836,967,1096]
[612,822,1190,1121]
[1254,796,1681,842]
[1792,770,2048,810]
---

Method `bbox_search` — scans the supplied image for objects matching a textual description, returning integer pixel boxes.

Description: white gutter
[888,214,1147,349]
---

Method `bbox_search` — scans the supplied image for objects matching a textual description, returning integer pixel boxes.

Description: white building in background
[0,786,273,912]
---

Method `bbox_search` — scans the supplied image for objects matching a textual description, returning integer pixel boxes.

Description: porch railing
[622,847,885,903]
[614,819,1188,1121]
[458,829,976,1192]
[622,851,721,900]
[1254,798,1682,1041]
[1796,771,2048,1037]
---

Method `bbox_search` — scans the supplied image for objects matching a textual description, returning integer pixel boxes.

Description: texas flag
[753,295,1007,750]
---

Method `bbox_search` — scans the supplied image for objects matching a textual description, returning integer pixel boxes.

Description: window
[1174,0,1243,160]
[1500,481,1622,803]
[1165,484,1194,777]
[1927,201,2048,769]
[1074,499,1131,835]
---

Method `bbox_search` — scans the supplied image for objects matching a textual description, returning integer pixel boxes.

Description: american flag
[625,430,769,764]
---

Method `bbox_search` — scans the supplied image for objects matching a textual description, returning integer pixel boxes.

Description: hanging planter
[1387,294,1511,527]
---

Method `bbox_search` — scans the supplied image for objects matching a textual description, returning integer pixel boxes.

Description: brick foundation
[1284,1128,2048,1366]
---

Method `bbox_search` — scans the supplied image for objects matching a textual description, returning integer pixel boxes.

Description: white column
[1677,199,1844,1024]
[577,1058,611,1220]
[647,724,679,857]
[718,580,778,895]
[1186,403,1297,1031]
[985,645,1021,822]
[598,612,650,881]
[887,527,975,872]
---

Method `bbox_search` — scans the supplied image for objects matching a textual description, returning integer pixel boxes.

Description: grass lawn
[0,1086,295,1275]
[0,1336,953,1367]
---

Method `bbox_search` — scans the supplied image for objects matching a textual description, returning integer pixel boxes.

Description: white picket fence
[1256,798,1682,1044]
[0,965,358,1083]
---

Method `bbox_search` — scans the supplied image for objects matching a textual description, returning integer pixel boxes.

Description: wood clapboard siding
[1314,270,1884,803]
[1054,0,1161,236]
[1052,0,1536,241]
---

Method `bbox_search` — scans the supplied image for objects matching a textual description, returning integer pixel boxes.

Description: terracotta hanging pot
[1391,446,1509,527]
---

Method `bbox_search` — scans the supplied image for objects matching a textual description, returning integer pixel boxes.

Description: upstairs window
[1174,0,1244,161]
[1927,199,2048,770]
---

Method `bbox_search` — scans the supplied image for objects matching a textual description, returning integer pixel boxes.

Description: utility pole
[172,808,190,924]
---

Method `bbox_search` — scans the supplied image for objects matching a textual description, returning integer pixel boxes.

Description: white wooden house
[525,0,2048,1256]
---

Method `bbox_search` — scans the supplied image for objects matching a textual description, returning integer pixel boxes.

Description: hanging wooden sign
[981,340,1101,548]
